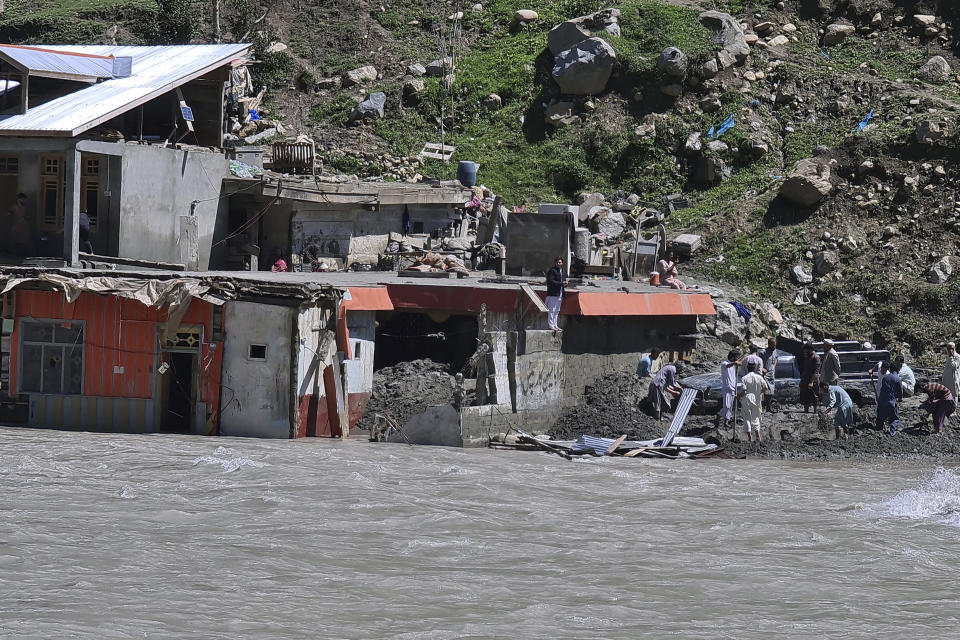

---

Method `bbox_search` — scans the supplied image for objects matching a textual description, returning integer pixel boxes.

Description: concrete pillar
[63,146,80,266]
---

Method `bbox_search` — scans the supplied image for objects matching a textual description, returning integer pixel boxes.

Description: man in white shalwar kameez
[737,361,770,442]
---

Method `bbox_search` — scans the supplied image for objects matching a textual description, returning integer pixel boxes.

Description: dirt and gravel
[356,359,462,431]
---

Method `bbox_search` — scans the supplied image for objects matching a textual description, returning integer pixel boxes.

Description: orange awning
[343,286,394,311]
[563,291,715,316]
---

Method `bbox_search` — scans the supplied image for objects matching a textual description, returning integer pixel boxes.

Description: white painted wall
[295,306,330,401]
[345,310,375,395]
[220,301,295,438]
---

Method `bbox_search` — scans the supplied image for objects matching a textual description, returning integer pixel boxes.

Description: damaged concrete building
[0,269,345,438]
[0,43,253,269]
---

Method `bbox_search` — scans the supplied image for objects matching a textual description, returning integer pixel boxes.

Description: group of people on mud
[637,338,960,444]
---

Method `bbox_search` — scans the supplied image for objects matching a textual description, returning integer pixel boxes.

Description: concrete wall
[505,212,573,276]
[118,145,229,269]
[291,204,458,265]
[220,301,296,438]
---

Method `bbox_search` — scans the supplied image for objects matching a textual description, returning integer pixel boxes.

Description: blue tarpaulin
[852,109,874,133]
[730,301,752,322]
[708,114,735,139]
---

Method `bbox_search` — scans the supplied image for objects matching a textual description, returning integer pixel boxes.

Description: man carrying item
[942,342,960,402]
[916,380,956,436]
[876,363,902,436]
[648,361,683,423]
[738,361,770,442]
[800,343,821,413]
[717,351,741,428]
[892,355,916,398]
[820,338,841,387]
[821,382,854,440]
[636,348,661,380]
[545,256,566,331]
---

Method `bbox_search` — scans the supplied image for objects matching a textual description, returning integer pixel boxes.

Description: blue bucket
[457,161,478,187]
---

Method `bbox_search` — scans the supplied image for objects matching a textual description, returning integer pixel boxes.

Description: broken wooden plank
[605,434,628,455]
[519,282,549,314]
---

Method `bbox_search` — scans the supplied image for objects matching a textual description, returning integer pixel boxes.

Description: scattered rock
[912,15,937,28]
[814,250,839,277]
[713,303,748,346]
[657,47,687,77]
[265,41,288,54]
[768,34,790,47]
[406,63,426,77]
[402,78,425,105]
[929,256,955,284]
[514,9,539,22]
[314,76,342,91]
[349,92,386,123]
[699,11,750,62]
[758,302,784,327]
[701,58,719,78]
[660,83,683,97]
[700,96,722,112]
[918,56,951,84]
[426,57,453,76]
[707,140,729,153]
[343,65,378,87]
[691,156,730,186]
[684,132,703,154]
[448,11,463,21]
[548,20,593,55]
[635,120,657,139]
[780,159,832,207]
[483,93,502,110]
[823,22,856,46]
[881,225,897,240]
[546,100,580,127]
[754,21,776,35]
[552,37,617,95]
[916,120,944,144]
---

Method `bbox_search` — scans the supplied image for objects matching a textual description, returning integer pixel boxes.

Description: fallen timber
[508,430,727,460]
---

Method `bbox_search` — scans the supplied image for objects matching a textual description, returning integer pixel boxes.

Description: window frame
[18,319,85,395]
[247,344,267,361]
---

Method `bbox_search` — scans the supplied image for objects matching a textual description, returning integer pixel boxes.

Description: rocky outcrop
[780,159,832,207]
[929,256,956,284]
[657,47,687,77]
[552,37,617,95]
[699,11,749,62]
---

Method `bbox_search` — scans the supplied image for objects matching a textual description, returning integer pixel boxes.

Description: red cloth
[271,258,288,273]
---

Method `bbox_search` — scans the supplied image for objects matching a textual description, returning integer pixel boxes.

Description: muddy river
[1,427,957,639]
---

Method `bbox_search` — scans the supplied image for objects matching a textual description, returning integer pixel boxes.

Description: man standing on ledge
[545,256,566,331]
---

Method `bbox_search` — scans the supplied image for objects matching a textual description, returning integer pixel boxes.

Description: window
[83,179,99,228]
[39,154,64,229]
[0,156,18,174]
[19,320,84,395]
[83,158,99,176]
[353,342,361,360]
[248,344,267,360]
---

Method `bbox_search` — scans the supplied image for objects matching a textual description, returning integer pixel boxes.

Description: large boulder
[342,65,377,87]
[349,92,386,123]
[552,37,617,95]
[780,159,832,207]
[823,22,856,45]
[691,156,729,186]
[596,211,626,238]
[699,11,749,62]
[712,303,748,346]
[548,8,621,54]
[918,55,951,84]
[426,57,453,77]
[657,47,687,77]
[548,21,593,55]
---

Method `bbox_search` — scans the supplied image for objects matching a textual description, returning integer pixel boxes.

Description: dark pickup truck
[681,340,890,413]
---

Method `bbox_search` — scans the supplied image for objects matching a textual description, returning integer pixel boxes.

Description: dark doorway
[374,312,478,372]
[163,352,195,432]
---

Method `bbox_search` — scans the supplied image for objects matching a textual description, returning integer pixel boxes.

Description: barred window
[20,320,84,395]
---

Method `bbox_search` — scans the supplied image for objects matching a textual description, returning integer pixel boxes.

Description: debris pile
[356,360,459,431]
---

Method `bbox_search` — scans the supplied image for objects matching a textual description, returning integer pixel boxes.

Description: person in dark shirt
[876,365,902,436]
[78,211,93,253]
[545,256,566,330]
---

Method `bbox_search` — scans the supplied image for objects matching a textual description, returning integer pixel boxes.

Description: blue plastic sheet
[248,109,261,121]
[708,114,735,139]
[852,109,874,133]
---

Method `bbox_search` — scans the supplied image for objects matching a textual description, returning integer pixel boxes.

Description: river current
[1,427,958,639]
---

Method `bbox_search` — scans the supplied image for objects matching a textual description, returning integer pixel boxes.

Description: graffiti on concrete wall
[515,354,565,411]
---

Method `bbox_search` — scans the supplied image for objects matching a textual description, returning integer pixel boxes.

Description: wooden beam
[519,283,548,313]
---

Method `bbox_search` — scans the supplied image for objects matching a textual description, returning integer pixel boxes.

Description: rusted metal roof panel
[0,43,251,136]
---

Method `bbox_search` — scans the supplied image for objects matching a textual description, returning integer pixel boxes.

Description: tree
[153,0,199,44]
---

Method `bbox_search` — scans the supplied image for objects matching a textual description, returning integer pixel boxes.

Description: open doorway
[161,351,195,433]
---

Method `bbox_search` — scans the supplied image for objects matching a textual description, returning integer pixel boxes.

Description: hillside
[5,0,960,360]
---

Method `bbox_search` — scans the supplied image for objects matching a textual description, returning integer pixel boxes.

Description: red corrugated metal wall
[11,291,222,418]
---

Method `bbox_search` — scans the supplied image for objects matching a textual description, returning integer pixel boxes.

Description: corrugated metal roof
[0,44,117,81]
[0,43,252,137]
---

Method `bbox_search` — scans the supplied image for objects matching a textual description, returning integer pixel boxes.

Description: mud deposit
[549,371,666,441]
[356,359,459,431]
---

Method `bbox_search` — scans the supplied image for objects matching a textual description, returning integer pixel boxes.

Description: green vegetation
[0,0,155,43]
